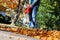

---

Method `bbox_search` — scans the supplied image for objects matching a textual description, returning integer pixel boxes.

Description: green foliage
[37,0,60,30]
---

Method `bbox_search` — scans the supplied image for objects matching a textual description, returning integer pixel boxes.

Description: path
[0,30,39,40]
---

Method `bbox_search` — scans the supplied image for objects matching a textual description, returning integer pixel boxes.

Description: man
[28,0,40,28]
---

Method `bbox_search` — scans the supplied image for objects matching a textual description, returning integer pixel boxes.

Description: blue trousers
[29,5,38,28]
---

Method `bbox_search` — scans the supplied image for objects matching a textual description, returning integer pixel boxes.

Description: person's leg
[28,9,34,28]
[32,5,38,27]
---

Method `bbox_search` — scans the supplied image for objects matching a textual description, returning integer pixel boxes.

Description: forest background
[0,0,60,30]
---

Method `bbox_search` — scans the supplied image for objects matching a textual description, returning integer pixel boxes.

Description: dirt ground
[0,24,60,40]
[0,31,39,40]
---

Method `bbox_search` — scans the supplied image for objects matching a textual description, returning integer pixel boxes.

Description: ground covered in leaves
[0,25,60,40]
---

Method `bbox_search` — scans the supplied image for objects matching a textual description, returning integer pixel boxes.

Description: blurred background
[0,0,60,30]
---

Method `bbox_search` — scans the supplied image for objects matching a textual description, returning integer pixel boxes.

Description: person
[28,0,40,28]
[22,1,30,27]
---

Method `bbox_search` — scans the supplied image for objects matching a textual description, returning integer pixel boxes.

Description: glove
[25,5,31,14]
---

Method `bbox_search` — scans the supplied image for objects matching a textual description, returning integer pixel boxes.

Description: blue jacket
[29,0,40,7]
[29,0,34,4]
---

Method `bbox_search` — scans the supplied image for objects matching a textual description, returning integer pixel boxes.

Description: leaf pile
[0,0,18,9]
[0,26,60,40]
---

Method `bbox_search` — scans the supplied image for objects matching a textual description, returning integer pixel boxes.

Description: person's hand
[28,4,32,8]
[29,5,32,8]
